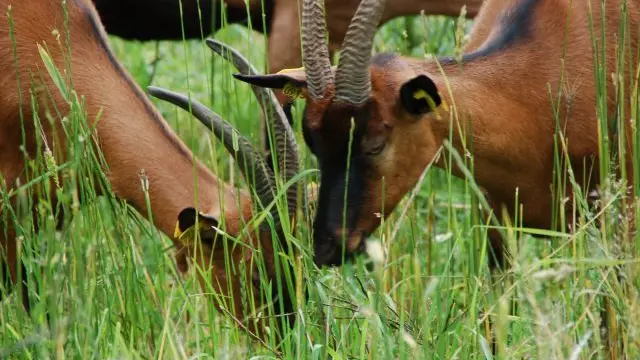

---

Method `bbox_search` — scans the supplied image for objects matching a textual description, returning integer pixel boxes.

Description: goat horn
[301,0,333,99]
[147,86,280,230]
[206,39,302,217]
[334,0,387,105]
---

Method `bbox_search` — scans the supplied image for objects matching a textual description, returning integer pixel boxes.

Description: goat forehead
[315,124,365,160]
[320,103,371,140]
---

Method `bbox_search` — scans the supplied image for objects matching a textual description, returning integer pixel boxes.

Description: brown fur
[0,0,288,338]
[240,0,640,267]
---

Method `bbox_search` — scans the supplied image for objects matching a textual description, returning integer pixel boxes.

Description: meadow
[0,5,639,359]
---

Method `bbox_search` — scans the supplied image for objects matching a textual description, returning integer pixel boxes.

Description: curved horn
[334,0,387,105]
[206,39,302,216]
[301,0,333,99]
[147,86,280,229]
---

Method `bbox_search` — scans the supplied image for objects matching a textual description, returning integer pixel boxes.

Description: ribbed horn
[334,0,387,105]
[147,86,280,229]
[206,39,302,217]
[302,0,333,99]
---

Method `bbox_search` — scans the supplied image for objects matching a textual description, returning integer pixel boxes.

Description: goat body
[0,0,291,338]
[236,0,640,267]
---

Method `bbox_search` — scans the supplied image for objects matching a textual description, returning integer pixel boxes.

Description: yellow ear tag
[277,67,305,100]
[414,89,447,119]
[177,226,197,245]
[413,89,430,101]
[283,82,303,100]
[413,89,439,109]
[174,218,210,245]
[441,99,450,113]
[174,221,183,239]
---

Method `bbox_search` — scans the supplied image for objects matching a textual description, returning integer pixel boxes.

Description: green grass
[1,6,639,360]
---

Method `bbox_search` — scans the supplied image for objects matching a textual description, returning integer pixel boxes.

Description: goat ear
[174,207,220,246]
[234,67,307,90]
[234,67,309,101]
[399,75,442,116]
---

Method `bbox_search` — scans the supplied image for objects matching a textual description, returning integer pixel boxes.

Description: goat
[230,0,640,268]
[0,0,302,340]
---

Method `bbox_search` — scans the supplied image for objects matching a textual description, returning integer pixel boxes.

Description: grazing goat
[0,0,302,339]
[232,0,640,268]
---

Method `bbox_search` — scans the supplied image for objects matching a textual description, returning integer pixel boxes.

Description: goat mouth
[313,232,367,267]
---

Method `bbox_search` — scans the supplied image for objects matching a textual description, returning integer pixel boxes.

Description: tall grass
[1,2,640,359]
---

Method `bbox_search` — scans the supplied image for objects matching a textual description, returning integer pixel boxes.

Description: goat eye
[366,141,386,156]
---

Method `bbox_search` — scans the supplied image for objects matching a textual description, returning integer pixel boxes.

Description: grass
[1,4,639,359]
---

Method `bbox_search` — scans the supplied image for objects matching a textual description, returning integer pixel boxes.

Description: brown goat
[233,0,640,267]
[0,0,301,339]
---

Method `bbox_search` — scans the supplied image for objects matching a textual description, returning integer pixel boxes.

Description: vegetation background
[0,5,638,359]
